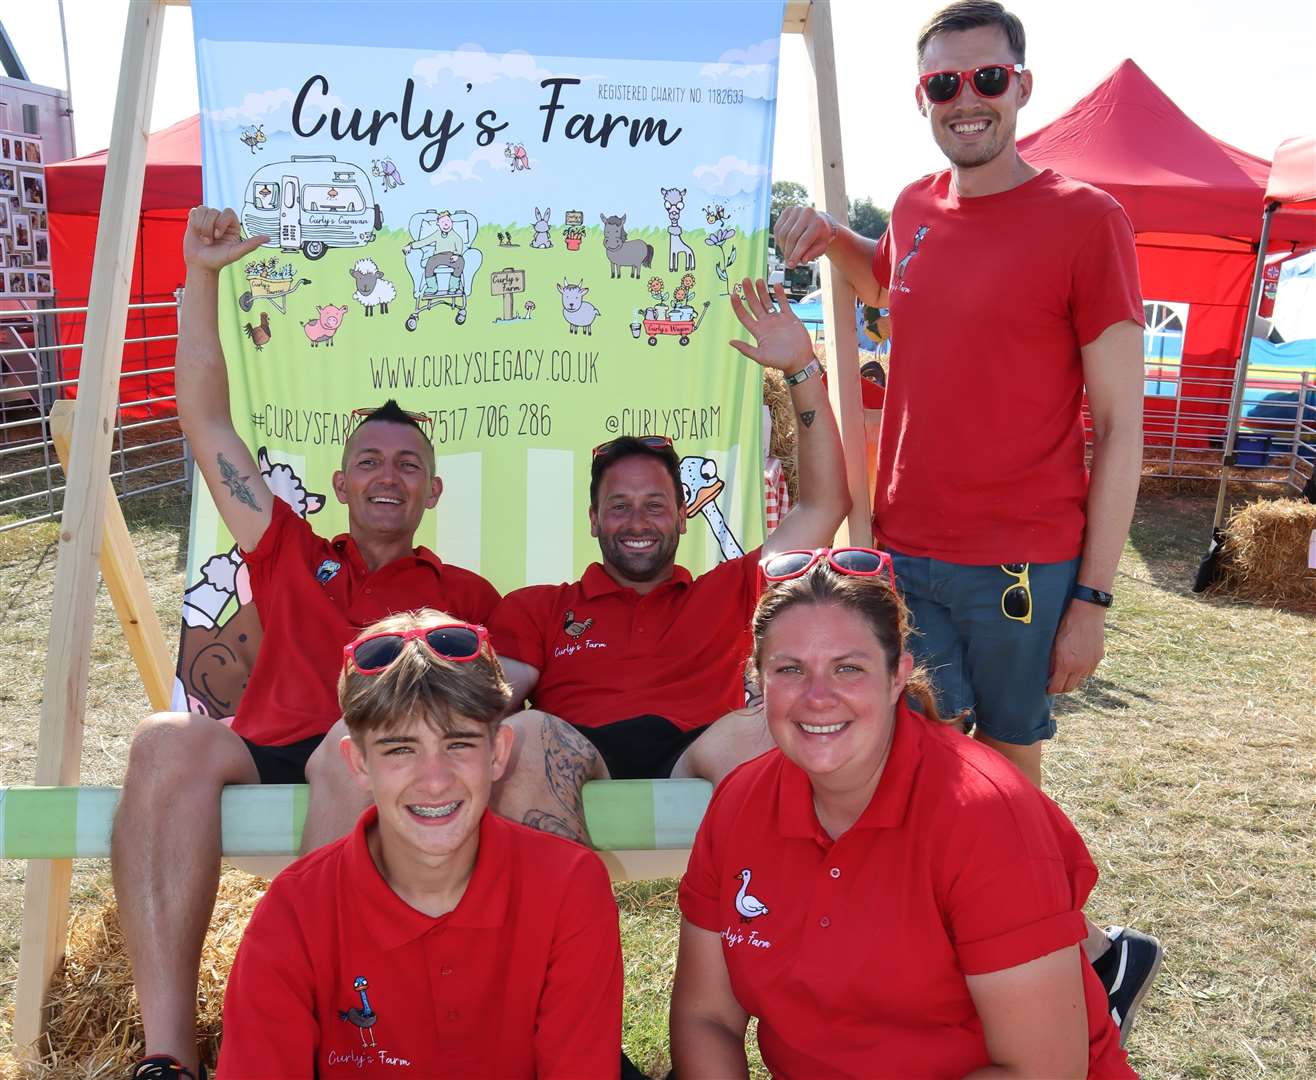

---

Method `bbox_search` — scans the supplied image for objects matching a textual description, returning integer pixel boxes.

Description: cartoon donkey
[661,187,696,273]
[600,213,654,279]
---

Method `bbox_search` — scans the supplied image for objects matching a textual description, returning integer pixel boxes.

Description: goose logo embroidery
[734,868,769,922]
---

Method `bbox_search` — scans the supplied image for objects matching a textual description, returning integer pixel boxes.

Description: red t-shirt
[487,551,761,731]
[219,806,622,1078]
[235,500,501,746]
[871,168,1143,564]
[679,703,1133,1078]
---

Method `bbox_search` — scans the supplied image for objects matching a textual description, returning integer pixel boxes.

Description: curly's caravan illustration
[175,450,325,721]
[557,280,600,335]
[349,258,397,317]
[661,186,696,273]
[239,124,266,154]
[681,454,744,560]
[402,209,483,330]
[371,157,405,190]
[338,976,379,1048]
[241,155,382,261]
[530,207,553,249]
[600,213,654,280]
[303,304,348,346]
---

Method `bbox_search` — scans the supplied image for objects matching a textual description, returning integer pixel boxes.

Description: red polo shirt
[487,551,761,731]
[219,806,622,1078]
[235,500,501,746]
[679,703,1133,1078]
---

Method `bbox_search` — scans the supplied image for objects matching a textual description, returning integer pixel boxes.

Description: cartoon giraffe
[661,187,696,273]
[680,455,744,561]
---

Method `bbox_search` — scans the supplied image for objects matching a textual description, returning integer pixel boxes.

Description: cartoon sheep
[349,258,396,317]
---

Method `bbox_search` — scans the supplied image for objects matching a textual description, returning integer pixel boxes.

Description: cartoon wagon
[241,155,382,261]
[401,209,484,331]
[642,300,711,347]
[238,260,312,313]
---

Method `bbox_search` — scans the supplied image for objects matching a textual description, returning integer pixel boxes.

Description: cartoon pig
[303,304,348,347]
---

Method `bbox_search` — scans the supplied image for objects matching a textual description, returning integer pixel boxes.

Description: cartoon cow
[680,454,744,560]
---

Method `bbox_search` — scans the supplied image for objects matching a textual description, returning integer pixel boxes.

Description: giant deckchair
[6,0,869,1058]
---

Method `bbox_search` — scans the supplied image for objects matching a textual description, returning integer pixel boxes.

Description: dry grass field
[0,484,1313,1077]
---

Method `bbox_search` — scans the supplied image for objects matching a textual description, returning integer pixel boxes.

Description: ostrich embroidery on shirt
[892,224,931,293]
[338,975,379,1047]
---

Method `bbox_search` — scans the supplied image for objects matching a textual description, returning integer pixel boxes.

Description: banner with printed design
[176,0,784,720]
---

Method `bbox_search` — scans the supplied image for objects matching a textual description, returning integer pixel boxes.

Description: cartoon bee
[239,125,266,155]
[703,204,729,225]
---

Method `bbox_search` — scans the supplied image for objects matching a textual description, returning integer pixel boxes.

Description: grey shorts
[889,551,1080,746]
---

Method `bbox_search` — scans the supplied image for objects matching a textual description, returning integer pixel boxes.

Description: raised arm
[670,919,751,1078]
[728,277,850,558]
[1048,319,1143,694]
[775,207,885,308]
[177,206,273,553]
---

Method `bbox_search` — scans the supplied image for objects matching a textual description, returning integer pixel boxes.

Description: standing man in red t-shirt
[774,1,1161,1047]
[482,277,851,840]
[119,207,502,1080]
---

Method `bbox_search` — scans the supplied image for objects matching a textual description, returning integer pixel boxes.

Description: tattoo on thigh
[799,409,816,429]
[522,809,588,845]
[541,718,596,822]
[217,452,263,511]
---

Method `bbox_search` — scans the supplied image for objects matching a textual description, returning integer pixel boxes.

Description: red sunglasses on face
[343,621,489,675]
[760,547,897,590]
[918,63,1023,105]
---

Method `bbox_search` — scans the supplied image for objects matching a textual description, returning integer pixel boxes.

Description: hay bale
[0,870,266,1078]
[1209,498,1316,611]
[762,368,798,502]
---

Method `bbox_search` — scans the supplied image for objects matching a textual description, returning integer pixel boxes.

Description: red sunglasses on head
[760,547,896,590]
[348,407,435,437]
[918,63,1023,105]
[592,434,674,458]
[343,621,489,675]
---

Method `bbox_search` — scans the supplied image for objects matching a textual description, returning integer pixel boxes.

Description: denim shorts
[889,551,1080,746]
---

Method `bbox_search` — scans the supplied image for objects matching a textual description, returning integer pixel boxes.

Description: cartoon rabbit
[530,207,553,249]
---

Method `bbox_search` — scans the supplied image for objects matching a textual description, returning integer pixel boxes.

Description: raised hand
[729,277,814,375]
[183,205,269,273]
[774,206,834,268]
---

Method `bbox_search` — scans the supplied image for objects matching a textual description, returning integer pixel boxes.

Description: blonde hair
[749,565,950,724]
[339,609,511,742]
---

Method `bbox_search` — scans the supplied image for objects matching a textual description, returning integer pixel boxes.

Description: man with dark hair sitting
[120,207,501,1080]
[218,610,622,1077]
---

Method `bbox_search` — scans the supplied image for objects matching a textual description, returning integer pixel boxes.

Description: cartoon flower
[680,273,696,289]
[647,276,665,294]
[704,226,737,247]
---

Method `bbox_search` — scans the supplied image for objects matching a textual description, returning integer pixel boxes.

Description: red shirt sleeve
[451,570,502,626]
[872,226,893,289]
[487,585,553,669]
[937,785,1094,976]
[1070,206,1144,347]
[218,879,320,1077]
[677,775,734,933]
[238,497,314,592]
[533,851,623,1077]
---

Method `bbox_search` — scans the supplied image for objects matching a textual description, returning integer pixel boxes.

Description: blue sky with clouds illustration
[191,0,784,232]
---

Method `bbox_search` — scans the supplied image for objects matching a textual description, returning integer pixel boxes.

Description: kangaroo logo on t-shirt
[892,224,931,293]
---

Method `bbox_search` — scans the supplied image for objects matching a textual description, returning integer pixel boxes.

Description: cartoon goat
[600,213,654,280]
[557,280,600,335]
[349,258,396,316]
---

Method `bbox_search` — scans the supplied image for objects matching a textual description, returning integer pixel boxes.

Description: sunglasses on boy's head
[760,547,897,590]
[592,435,674,458]
[918,63,1024,105]
[343,621,488,675]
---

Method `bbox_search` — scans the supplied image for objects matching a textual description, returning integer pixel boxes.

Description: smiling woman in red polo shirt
[671,548,1135,1078]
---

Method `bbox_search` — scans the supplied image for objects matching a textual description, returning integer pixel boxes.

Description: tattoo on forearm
[217,452,262,512]
[522,809,588,845]
[799,409,816,429]
[541,718,597,828]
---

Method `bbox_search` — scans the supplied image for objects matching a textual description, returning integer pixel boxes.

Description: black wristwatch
[1071,584,1114,608]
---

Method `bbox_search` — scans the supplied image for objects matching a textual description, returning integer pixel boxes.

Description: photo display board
[0,131,51,299]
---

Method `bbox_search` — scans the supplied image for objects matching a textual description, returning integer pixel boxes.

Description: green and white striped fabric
[0,779,712,858]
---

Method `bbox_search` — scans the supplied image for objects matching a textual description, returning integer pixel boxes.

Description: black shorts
[572,714,709,780]
[241,733,326,785]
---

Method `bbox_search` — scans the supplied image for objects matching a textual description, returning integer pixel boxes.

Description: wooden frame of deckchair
[11,0,866,1056]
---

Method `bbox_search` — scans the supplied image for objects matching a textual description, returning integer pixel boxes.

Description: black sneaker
[131,1055,207,1080]
[1093,925,1163,1047]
